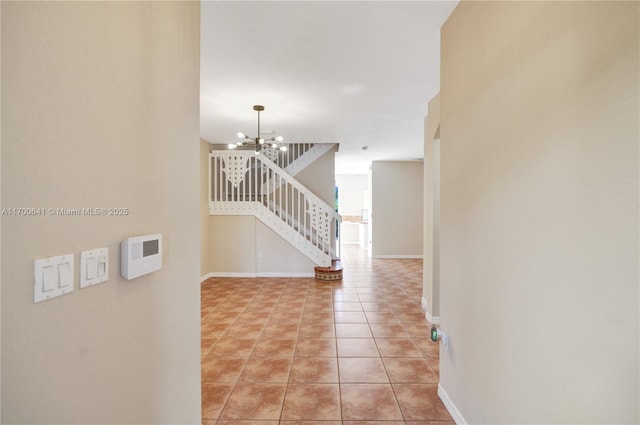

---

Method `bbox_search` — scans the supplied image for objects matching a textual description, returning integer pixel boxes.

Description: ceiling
[200,1,458,174]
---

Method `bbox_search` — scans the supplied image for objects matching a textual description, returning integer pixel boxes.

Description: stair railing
[209,151,340,266]
[261,143,316,170]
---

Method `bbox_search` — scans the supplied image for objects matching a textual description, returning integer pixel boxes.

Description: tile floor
[201,245,453,424]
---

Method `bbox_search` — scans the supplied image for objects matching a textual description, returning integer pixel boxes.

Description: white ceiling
[200,1,458,174]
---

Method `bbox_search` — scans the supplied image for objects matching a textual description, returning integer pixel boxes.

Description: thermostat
[120,233,162,280]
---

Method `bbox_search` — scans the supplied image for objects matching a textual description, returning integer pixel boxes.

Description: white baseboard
[257,272,314,278]
[438,384,467,425]
[203,272,315,279]
[426,310,440,325]
[421,297,440,324]
[208,272,257,278]
[373,254,423,259]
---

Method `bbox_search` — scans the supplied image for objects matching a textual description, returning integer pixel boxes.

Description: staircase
[209,145,342,276]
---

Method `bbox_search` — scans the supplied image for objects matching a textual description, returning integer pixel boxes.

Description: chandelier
[228,105,287,153]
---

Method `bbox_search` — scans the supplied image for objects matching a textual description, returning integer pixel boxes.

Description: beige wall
[1,2,201,424]
[207,216,317,276]
[201,140,211,278]
[423,95,441,318]
[295,145,338,207]
[371,161,424,257]
[439,2,638,423]
[208,215,257,275]
[255,220,317,275]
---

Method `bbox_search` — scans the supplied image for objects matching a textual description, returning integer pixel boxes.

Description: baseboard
[208,272,257,278]
[438,384,468,425]
[421,297,440,324]
[204,272,316,278]
[426,310,440,325]
[257,272,315,278]
[373,254,423,259]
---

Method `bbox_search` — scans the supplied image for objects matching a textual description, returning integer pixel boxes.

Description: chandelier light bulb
[275,136,284,142]
[258,138,265,144]
[228,143,237,149]
[280,146,288,152]
[236,141,243,146]
[237,132,246,139]
[272,143,278,148]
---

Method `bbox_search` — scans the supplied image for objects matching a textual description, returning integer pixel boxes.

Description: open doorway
[335,174,370,253]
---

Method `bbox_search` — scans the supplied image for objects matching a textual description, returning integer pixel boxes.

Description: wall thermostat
[121,233,162,280]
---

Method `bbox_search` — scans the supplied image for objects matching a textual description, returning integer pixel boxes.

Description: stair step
[314,259,343,281]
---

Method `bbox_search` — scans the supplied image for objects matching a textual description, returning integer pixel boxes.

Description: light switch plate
[80,247,108,288]
[34,254,74,303]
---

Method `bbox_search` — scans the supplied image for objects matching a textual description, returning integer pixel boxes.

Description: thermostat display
[121,233,162,280]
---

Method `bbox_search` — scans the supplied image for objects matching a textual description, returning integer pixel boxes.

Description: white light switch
[58,262,72,287]
[80,247,108,288]
[42,265,57,292]
[34,254,74,303]
[86,257,97,279]
[97,256,107,278]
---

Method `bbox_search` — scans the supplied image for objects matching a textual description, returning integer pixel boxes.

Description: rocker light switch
[80,248,108,288]
[97,256,107,278]
[86,257,97,279]
[42,265,57,292]
[58,262,72,287]
[34,254,74,303]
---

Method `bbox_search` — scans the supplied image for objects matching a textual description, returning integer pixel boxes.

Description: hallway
[201,245,452,424]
